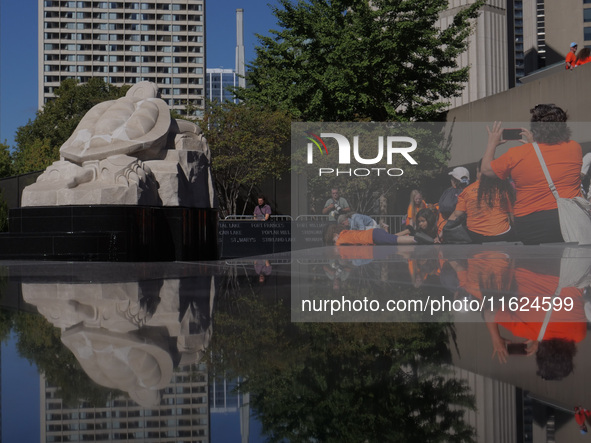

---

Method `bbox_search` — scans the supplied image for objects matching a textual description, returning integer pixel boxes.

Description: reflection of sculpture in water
[22,275,214,407]
[22,81,215,208]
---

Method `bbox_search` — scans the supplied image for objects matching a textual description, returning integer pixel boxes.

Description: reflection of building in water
[40,363,209,442]
[452,367,518,443]
[210,377,243,413]
[210,376,251,443]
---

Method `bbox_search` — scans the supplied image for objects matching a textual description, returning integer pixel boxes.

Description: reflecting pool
[1,243,590,442]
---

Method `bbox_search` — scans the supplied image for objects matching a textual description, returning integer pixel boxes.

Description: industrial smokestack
[235,9,246,88]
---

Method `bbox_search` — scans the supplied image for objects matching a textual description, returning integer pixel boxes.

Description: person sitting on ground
[406,190,427,228]
[397,208,440,243]
[581,152,591,199]
[436,167,470,236]
[447,159,515,243]
[324,224,416,246]
[338,213,379,231]
[481,105,582,245]
[575,47,591,67]
[253,195,271,221]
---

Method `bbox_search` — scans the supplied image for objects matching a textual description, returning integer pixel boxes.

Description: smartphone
[506,342,527,355]
[503,128,522,140]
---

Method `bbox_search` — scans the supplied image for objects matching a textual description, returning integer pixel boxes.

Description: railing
[224,215,293,221]
[294,214,407,232]
[224,214,407,231]
[294,215,330,221]
[369,215,407,234]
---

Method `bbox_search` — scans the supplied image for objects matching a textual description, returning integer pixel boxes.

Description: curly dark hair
[576,47,591,64]
[477,175,515,212]
[535,338,577,381]
[529,104,571,144]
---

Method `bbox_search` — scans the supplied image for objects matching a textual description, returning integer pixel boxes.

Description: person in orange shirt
[447,159,515,243]
[406,190,427,228]
[575,47,591,66]
[481,105,582,244]
[566,42,577,69]
[486,265,586,381]
[325,224,416,246]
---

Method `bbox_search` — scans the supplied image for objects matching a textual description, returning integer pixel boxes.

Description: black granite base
[1,205,218,262]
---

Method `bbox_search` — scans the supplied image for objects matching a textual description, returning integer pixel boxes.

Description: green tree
[0,142,13,178]
[13,311,117,407]
[12,138,55,175]
[210,267,476,442]
[13,78,129,174]
[0,189,8,232]
[199,102,291,217]
[0,142,11,231]
[236,0,483,122]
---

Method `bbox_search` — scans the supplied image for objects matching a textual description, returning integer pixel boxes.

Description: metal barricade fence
[224,215,293,221]
[294,215,330,222]
[294,214,407,232]
[224,214,406,231]
[368,215,407,233]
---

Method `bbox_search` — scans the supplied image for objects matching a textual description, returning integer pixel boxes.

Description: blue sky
[0,0,279,146]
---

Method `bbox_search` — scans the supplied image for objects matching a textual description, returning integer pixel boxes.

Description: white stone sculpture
[21,81,216,208]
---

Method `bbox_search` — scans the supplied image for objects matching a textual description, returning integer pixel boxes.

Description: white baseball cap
[449,166,470,184]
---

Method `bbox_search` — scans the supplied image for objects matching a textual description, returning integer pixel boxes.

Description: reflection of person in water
[254,260,272,284]
[575,406,590,434]
[447,251,514,301]
[324,224,416,246]
[485,265,586,381]
[408,258,441,288]
[323,260,353,291]
[443,249,587,380]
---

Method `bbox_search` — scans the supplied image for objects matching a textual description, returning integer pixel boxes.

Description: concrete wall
[545,0,584,65]
[445,62,591,166]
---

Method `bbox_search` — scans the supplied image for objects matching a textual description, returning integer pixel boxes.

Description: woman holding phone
[481,104,582,244]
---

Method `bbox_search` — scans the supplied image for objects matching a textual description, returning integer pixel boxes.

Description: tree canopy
[0,142,13,178]
[236,0,484,122]
[210,265,476,442]
[13,78,129,175]
[199,102,291,217]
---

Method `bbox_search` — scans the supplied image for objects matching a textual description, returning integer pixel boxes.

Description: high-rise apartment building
[41,364,209,443]
[39,0,205,116]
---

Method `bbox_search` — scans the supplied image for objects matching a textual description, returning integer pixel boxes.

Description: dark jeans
[514,209,564,245]
[372,228,399,245]
[467,227,516,244]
